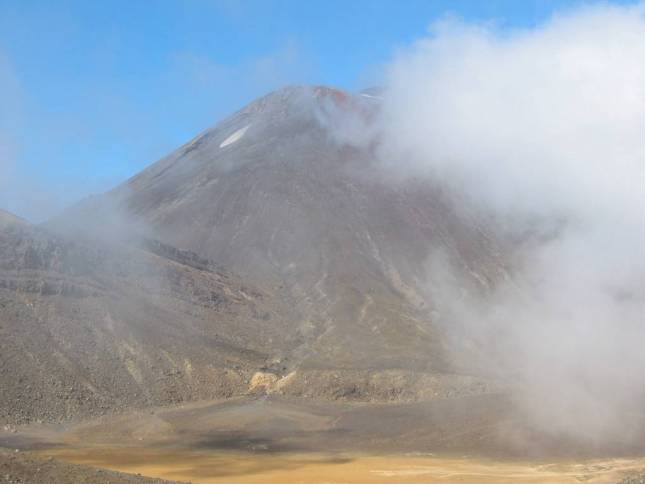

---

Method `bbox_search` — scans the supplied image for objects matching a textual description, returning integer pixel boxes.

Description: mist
[378,2,645,445]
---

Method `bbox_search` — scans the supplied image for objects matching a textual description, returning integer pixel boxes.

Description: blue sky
[0,0,637,220]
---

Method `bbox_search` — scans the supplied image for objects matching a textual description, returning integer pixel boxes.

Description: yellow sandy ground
[39,447,645,483]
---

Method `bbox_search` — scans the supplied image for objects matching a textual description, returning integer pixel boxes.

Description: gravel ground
[0,448,185,484]
[620,473,645,484]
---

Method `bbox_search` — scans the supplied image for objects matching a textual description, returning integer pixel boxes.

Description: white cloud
[379,2,645,445]
[382,3,645,221]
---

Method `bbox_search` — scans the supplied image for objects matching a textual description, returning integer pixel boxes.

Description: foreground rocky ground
[0,448,184,484]
[621,475,645,484]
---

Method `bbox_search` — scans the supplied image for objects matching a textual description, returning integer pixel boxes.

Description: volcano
[1,86,503,426]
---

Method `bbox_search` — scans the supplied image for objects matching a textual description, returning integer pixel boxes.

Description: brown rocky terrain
[0,217,297,424]
[0,448,184,484]
[0,209,496,426]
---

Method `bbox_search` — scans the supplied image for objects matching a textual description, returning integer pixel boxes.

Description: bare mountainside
[0,217,296,424]
[54,86,504,393]
[2,86,505,426]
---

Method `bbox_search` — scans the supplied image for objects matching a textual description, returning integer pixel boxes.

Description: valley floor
[2,395,645,483]
[32,449,645,483]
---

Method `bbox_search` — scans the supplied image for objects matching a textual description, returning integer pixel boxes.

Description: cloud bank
[379,3,645,445]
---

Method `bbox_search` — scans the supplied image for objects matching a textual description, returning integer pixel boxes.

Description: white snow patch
[361,93,382,100]
[220,125,250,148]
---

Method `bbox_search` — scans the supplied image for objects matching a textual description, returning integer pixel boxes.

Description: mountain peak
[239,84,378,120]
[115,84,378,195]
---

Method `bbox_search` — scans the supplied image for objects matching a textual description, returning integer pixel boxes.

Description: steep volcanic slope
[0,215,295,424]
[62,86,506,384]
